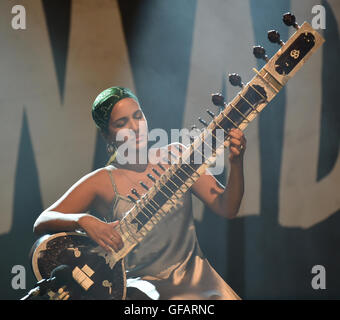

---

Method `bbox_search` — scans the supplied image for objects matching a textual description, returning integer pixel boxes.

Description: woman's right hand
[77,215,124,253]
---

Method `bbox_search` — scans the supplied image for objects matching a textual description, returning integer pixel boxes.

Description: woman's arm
[33,211,91,235]
[33,169,102,234]
[33,168,124,252]
[190,128,246,219]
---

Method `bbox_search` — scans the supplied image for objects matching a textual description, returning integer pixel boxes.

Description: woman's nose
[129,118,140,133]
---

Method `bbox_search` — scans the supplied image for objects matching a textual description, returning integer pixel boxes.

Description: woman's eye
[114,120,126,128]
[134,112,143,119]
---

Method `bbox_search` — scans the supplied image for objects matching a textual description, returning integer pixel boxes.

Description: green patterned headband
[92,86,139,132]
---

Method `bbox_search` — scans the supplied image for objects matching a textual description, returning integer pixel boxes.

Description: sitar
[30,13,324,300]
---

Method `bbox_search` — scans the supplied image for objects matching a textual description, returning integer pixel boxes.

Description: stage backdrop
[0,0,339,299]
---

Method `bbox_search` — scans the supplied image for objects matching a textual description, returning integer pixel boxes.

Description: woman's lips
[135,134,144,142]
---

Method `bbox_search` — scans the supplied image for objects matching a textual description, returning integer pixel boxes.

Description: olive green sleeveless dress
[106,168,240,300]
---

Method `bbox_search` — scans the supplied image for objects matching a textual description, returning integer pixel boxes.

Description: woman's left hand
[226,128,246,163]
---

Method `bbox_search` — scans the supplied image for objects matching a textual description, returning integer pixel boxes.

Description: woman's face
[106,97,148,151]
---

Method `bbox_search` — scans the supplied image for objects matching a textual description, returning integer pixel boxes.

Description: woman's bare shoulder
[53,166,119,201]
[44,166,117,214]
[80,165,119,182]
[70,166,111,187]
[84,166,121,193]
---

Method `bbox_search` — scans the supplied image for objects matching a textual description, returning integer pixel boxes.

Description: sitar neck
[106,21,324,264]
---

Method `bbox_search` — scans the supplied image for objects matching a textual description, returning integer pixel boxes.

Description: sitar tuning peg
[198,117,208,127]
[147,173,156,183]
[127,195,137,203]
[191,124,201,136]
[206,109,215,118]
[140,181,149,191]
[157,163,166,172]
[283,12,299,29]
[268,30,285,46]
[131,188,140,198]
[152,168,161,177]
[228,73,244,88]
[190,125,199,142]
[211,93,225,107]
[253,45,269,62]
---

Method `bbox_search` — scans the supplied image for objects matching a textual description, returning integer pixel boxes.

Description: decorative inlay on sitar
[30,13,324,300]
